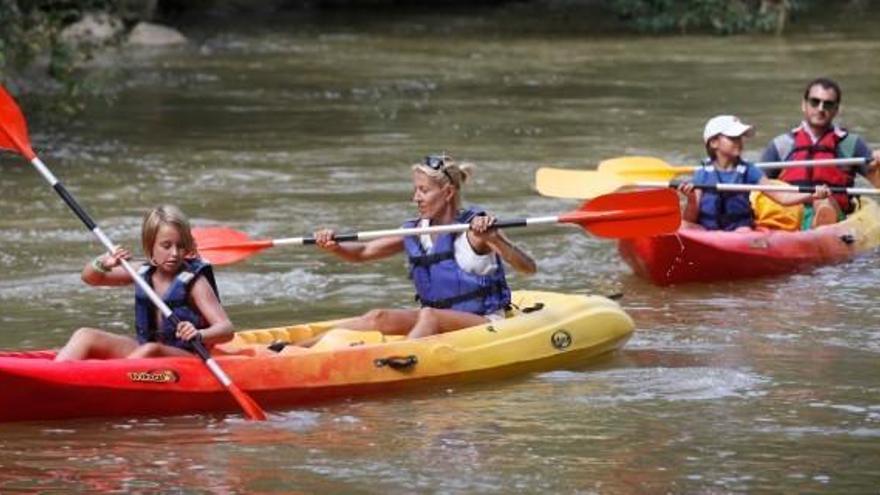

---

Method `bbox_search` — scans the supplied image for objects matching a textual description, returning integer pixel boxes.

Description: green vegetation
[606,0,796,34]
[0,1,123,113]
[0,0,874,107]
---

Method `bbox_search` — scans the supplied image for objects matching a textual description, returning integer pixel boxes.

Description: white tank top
[417,219,499,276]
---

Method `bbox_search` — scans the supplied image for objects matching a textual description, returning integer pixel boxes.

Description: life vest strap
[417,282,506,310]
[408,250,455,267]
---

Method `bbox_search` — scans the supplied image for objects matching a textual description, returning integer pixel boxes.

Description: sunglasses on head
[424,155,454,182]
[807,97,838,111]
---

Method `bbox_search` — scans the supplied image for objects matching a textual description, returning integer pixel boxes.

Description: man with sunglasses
[760,77,880,229]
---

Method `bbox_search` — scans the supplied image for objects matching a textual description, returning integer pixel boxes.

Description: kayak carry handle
[374,355,418,370]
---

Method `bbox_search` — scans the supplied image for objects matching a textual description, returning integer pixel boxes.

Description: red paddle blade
[0,86,36,160]
[227,382,268,421]
[193,227,273,265]
[560,189,681,238]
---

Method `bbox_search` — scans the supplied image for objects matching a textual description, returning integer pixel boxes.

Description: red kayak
[618,198,880,285]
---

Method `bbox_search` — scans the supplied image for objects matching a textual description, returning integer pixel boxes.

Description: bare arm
[758,177,828,206]
[81,247,135,287]
[314,230,405,262]
[467,216,536,275]
[677,183,700,224]
[865,150,880,188]
[181,277,234,345]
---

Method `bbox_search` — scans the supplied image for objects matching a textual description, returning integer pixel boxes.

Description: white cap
[703,115,755,144]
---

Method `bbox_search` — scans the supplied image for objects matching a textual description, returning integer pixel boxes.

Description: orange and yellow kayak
[0,290,633,422]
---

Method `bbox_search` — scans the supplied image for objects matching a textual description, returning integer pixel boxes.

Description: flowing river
[2,9,880,492]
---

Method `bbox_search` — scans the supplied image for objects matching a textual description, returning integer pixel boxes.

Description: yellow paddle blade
[598,156,694,182]
[535,167,629,199]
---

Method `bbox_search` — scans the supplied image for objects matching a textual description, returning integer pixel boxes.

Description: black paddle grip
[301,233,359,245]
[493,218,528,229]
[803,185,849,194]
[167,314,212,361]
[53,183,97,230]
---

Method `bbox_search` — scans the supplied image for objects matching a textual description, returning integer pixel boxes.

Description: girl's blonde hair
[411,154,474,190]
[141,205,197,261]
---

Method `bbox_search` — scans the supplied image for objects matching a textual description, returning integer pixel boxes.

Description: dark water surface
[2,10,880,493]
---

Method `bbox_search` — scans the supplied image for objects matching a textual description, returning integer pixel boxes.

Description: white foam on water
[273,410,322,431]
[541,367,770,405]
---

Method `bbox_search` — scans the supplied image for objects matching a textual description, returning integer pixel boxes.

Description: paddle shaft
[27,156,246,400]
[754,157,866,169]
[662,157,867,175]
[254,210,660,247]
[661,179,880,196]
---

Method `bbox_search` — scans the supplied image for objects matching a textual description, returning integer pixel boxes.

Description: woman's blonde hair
[411,154,474,190]
[141,205,197,261]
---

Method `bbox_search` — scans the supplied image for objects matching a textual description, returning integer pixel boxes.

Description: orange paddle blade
[0,86,36,160]
[227,382,268,421]
[194,227,274,265]
[560,189,681,238]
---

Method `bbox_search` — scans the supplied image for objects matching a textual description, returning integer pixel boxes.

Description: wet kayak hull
[618,198,880,285]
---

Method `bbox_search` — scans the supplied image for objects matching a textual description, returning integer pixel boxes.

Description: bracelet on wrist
[92,256,111,273]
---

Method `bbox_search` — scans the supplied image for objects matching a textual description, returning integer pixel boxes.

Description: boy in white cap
[678,115,829,231]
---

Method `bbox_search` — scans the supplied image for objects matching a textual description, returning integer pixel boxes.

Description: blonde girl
[55,205,233,361]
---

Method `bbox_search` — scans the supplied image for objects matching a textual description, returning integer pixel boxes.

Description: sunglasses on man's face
[807,97,838,112]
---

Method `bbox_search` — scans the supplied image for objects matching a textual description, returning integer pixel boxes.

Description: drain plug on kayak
[551,330,572,350]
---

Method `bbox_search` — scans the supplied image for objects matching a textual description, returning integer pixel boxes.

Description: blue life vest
[403,207,511,315]
[134,258,219,350]
[694,159,755,231]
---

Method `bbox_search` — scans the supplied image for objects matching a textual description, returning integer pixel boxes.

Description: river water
[2,9,880,492]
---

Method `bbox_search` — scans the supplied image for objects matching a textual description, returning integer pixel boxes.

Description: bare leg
[299,308,487,346]
[54,328,139,361]
[127,342,197,359]
[407,308,488,339]
[812,197,841,228]
[330,308,421,335]
[679,220,705,230]
[295,308,421,347]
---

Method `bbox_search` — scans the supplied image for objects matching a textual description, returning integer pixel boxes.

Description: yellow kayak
[0,290,633,422]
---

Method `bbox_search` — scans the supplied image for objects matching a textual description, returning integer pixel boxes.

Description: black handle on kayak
[374,355,418,370]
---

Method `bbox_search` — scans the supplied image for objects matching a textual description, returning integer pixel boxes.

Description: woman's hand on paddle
[175,321,201,342]
[470,213,537,274]
[811,184,832,200]
[469,214,501,241]
[313,229,339,251]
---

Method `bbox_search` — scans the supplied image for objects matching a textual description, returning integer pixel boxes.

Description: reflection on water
[2,9,880,492]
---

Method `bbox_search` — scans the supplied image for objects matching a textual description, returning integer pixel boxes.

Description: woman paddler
[312,154,536,339]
